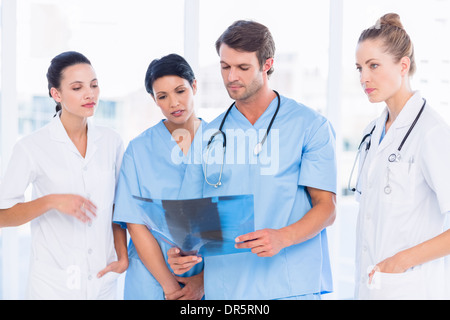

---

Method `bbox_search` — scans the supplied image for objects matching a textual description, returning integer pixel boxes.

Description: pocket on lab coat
[97,271,120,299]
[384,161,416,205]
[366,268,425,300]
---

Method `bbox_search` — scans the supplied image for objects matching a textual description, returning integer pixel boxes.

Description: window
[196,0,330,120]
[16,0,186,142]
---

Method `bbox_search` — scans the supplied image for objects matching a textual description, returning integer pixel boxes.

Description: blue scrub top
[113,120,205,300]
[180,94,337,300]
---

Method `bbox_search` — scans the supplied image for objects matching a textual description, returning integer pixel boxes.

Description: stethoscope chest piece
[388,153,400,162]
[384,185,392,195]
[253,142,263,156]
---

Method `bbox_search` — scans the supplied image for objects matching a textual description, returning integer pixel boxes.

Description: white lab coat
[355,92,450,300]
[0,114,124,299]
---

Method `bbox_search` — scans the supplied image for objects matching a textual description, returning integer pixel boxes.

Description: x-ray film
[132,195,254,257]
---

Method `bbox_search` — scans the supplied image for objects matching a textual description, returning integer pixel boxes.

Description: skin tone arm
[0,194,96,228]
[168,187,336,273]
[97,222,129,278]
[235,187,336,256]
[369,229,450,281]
[127,223,204,300]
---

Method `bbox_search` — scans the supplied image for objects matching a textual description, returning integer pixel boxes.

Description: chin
[168,116,189,126]
[226,88,245,100]
[81,109,95,118]
[367,95,383,104]
[226,91,238,101]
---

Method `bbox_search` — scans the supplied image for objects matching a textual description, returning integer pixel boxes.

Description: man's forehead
[219,44,258,64]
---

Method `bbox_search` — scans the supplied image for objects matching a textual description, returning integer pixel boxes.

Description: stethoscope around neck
[347,98,426,194]
[203,90,281,188]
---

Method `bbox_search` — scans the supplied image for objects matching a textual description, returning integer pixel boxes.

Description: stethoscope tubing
[348,98,426,193]
[204,90,281,188]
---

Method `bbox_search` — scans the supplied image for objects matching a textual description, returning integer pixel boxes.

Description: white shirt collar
[48,112,100,160]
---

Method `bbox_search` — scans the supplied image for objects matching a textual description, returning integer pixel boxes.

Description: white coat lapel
[49,115,82,156]
[366,92,424,182]
[376,92,424,157]
[374,108,396,156]
[50,115,99,163]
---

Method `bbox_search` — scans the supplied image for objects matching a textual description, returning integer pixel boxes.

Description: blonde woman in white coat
[354,13,450,300]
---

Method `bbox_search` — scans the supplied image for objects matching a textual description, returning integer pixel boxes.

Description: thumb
[174,275,187,285]
[97,263,113,278]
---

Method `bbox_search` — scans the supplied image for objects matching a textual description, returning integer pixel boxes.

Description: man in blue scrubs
[170,20,337,300]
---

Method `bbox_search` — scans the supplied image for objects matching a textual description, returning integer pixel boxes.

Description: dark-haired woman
[354,14,450,299]
[0,51,128,299]
[113,53,205,300]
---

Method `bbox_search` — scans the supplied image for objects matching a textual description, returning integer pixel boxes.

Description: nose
[227,67,240,83]
[169,95,180,108]
[359,68,370,86]
[85,87,96,100]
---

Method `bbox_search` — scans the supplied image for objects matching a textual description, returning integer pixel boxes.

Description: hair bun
[377,13,404,29]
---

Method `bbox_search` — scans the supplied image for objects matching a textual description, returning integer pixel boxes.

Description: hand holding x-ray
[132,194,255,258]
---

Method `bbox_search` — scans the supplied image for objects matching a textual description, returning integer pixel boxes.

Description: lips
[227,82,244,90]
[171,110,185,117]
[365,88,375,95]
[82,102,96,108]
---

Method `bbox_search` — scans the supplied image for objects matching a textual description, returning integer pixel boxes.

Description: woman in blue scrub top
[113,54,205,300]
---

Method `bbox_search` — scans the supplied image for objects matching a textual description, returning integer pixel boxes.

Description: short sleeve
[297,119,337,194]
[420,124,450,214]
[113,143,145,227]
[0,142,35,209]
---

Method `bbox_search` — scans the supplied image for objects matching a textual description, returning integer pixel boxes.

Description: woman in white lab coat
[354,13,450,299]
[0,51,128,299]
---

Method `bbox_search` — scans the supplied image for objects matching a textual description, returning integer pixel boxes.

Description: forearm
[400,229,450,270]
[112,222,128,262]
[281,190,336,247]
[127,223,180,293]
[0,195,54,228]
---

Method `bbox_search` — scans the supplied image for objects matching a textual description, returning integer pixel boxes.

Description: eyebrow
[155,84,187,95]
[356,58,379,67]
[69,78,98,85]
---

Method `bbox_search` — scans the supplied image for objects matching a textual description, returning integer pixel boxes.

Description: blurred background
[1,0,449,299]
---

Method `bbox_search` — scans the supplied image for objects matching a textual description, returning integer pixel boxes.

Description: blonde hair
[358,13,416,76]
